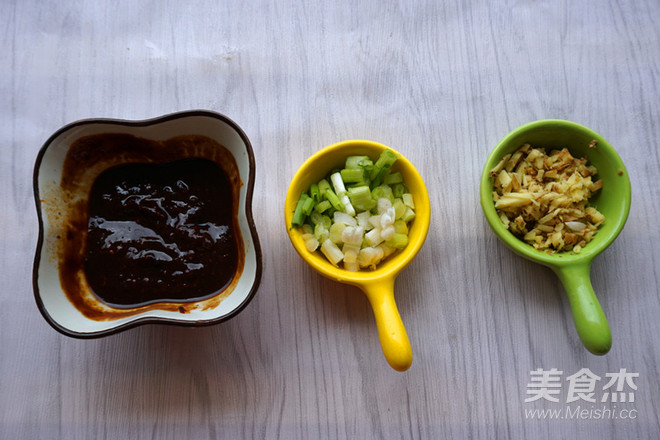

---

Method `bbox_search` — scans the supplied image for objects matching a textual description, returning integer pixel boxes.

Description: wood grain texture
[2,0,659,438]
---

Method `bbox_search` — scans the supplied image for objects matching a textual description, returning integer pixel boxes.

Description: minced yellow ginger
[490,143,605,253]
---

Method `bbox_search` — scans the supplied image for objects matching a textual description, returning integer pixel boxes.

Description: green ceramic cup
[480,120,631,355]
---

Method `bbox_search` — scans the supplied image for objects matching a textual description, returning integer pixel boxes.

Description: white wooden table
[2,1,659,438]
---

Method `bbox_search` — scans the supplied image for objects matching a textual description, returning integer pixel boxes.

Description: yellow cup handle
[361,277,413,371]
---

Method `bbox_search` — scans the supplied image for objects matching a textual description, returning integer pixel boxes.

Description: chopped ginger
[490,143,605,253]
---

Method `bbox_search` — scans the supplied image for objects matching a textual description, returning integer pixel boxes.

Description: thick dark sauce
[84,158,238,307]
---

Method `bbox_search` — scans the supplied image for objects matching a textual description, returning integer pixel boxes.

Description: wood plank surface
[1,0,659,438]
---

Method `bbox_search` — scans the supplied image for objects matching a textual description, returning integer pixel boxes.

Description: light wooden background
[2,0,659,438]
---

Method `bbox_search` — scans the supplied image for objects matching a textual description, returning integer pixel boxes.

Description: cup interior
[480,119,631,266]
[285,140,430,284]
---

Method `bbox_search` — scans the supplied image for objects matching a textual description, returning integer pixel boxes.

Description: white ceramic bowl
[33,110,262,337]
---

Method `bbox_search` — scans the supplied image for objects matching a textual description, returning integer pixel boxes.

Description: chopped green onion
[392,183,407,198]
[329,222,346,244]
[393,198,406,219]
[291,193,309,227]
[369,149,398,188]
[319,214,332,228]
[309,183,321,203]
[393,219,408,234]
[371,185,394,203]
[301,195,315,216]
[342,243,361,264]
[325,188,344,212]
[369,166,391,189]
[291,149,415,271]
[345,155,371,169]
[330,172,346,195]
[314,223,328,242]
[321,239,343,265]
[314,200,332,213]
[402,193,415,209]
[374,149,398,170]
[340,168,365,184]
[384,172,403,185]
[330,172,355,215]
[318,179,332,195]
[364,228,384,247]
[358,246,385,269]
[302,233,319,252]
[385,233,409,249]
[401,207,416,223]
[334,211,357,226]
[309,211,323,225]
[348,185,377,211]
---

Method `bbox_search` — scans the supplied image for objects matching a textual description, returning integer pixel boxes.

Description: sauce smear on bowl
[84,158,238,307]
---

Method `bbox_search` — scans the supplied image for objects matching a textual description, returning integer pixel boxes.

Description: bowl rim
[284,139,431,284]
[479,118,632,267]
[32,109,263,338]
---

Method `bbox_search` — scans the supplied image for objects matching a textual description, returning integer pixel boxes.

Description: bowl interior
[34,111,262,337]
[285,140,430,285]
[480,119,631,266]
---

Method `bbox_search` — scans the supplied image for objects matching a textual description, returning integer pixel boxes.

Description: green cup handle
[553,263,611,355]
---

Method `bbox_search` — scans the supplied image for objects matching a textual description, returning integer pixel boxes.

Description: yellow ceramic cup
[285,140,430,371]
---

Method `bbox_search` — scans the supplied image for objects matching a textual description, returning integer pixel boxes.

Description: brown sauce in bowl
[53,133,245,320]
[84,159,238,307]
